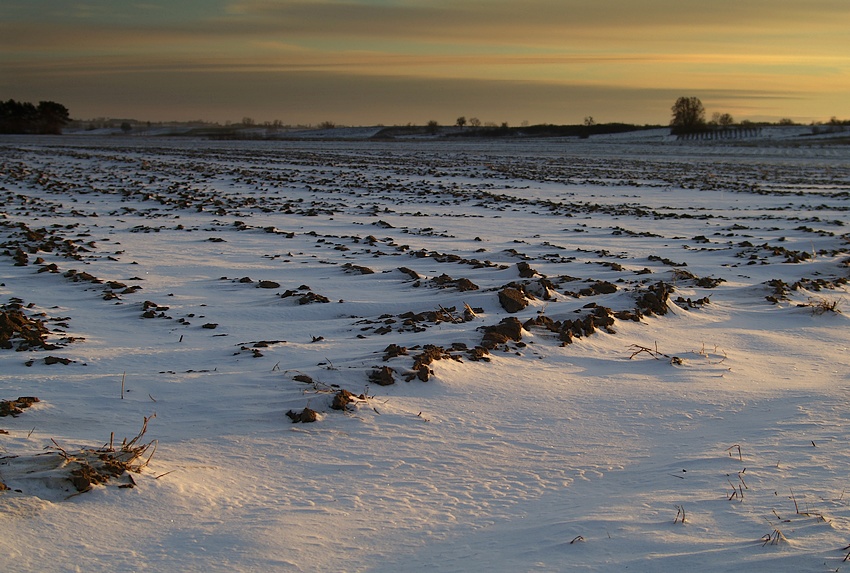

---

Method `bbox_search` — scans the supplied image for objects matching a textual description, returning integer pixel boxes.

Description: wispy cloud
[1,0,847,123]
[8,0,849,50]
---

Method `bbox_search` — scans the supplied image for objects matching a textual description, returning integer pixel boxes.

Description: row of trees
[0,99,70,134]
[454,116,512,130]
[670,97,739,134]
[671,98,850,134]
[4,96,834,137]
[454,102,737,136]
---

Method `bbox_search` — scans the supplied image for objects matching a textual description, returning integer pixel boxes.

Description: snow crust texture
[0,135,849,572]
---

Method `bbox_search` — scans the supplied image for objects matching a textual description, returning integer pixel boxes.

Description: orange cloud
[1,0,847,124]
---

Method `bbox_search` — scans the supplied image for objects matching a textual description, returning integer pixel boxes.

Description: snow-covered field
[1,135,848,572]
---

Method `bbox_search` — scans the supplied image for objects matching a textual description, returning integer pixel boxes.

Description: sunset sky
[2,0,848,126]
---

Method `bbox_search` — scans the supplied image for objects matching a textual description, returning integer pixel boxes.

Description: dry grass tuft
[762,529,788,546]
[801,297,842,315]
[51,414,156,494]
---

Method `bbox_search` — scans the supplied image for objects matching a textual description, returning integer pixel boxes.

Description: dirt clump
[286,408,318,423]
[13,248,28,266]
[765,279,790,303]
[676,296,711,309]
[70,456,127,492]
[398,267,421,280]
[280,286,331,305]
[517,261,539,278]
[391,305,480,334]
[0,396,40,417]
[369,366,396,386]
[557,306,616,344]
[481,317,524,348]
[0,308,53,350]
[402,345,463,381]
[635,282,673,316]
[343,263,375,275]
[523,315,560,333]
[431,274,479,292]
[466,346,491,362]
[383,344,408,361]
[498,287,528,313]
[579,281,618,296]
[141,300,171,319]
[332,389,361,410]
[523,306,616,346]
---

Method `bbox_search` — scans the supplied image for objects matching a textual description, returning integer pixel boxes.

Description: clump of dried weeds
[49,414,157,494]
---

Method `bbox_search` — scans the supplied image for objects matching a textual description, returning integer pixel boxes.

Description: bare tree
[711,112,734,127]
[670,97,705,134]
[456,116,467,128]
[580,116,596,138]
[469,117,481,128]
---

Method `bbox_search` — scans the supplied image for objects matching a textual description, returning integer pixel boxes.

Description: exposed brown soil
[0,308,53,350]
[498,288,528,313]
[369,366,396,386]
[286,408,318,423]
[0,396,40,417]
[331,389,361,410]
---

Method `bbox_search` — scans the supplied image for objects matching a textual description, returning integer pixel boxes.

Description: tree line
[669,96,803,135]
[0,99,70,134]
[3,96,840,137]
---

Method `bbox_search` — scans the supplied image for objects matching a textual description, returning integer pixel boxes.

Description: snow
[0,134,848,572]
